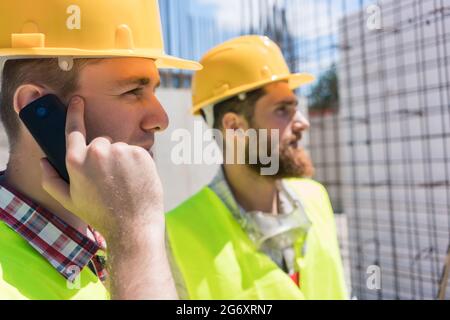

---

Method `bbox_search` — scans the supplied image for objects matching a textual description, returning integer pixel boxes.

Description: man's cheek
[84,117,108,143]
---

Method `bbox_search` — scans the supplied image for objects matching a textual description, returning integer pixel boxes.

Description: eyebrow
[113,77,161,89]
[276,98,299,107]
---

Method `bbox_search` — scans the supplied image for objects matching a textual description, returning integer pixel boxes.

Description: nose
[141,96,169,133]
[292,110,310,133]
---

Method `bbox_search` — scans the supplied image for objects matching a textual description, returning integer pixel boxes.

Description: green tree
[308,65,339,112]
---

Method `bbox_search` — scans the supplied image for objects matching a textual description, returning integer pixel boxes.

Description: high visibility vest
[166,179,348,300]
[0,221,109,300]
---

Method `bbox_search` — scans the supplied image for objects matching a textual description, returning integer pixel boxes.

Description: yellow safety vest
[0,221,109,300]
[166,179,348,300]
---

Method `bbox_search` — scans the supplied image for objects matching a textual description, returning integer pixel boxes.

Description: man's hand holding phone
[40,96,164,238]
[39,96,177,300]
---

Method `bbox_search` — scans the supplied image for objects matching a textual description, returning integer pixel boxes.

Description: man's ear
[13,84,46,115]
[222,112,249,131]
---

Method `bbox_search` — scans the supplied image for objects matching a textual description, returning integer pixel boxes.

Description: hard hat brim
[0,48,202,71]
[288,72,316,91]
[192,72,315,115]
[156,54,203,71]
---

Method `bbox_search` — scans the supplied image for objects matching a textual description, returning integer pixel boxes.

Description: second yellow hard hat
[191,35,315,115]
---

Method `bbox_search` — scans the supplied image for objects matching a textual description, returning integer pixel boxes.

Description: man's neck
[3,149,89,236]
[222,164,279,214]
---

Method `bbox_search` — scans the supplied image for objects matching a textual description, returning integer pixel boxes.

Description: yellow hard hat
[191,35,314,115]
[0,0,201,70]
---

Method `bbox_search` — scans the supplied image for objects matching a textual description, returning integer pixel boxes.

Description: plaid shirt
[0,180,108,283]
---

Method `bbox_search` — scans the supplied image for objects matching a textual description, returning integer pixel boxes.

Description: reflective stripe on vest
[166,178,348,300]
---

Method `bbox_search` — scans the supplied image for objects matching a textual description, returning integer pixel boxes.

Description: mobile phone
[19,94,70,182]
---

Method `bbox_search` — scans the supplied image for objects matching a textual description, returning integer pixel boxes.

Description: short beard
[246,137,315,180]
[277,142,315,179]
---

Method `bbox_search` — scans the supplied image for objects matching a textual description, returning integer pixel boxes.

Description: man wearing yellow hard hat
[0,0,201,300]
[166,35,348,300]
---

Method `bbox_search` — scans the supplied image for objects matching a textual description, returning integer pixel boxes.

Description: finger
[66,96,87,160]
[40,159,72,208]
[94,136,113,144]
[85,137,113,164]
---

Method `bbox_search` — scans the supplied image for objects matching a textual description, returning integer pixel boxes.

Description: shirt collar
[0,181,101,281]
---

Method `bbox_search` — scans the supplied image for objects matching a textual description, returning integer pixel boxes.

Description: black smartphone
[19,94,70,183]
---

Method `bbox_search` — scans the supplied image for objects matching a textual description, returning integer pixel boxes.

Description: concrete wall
[154,89,219,211]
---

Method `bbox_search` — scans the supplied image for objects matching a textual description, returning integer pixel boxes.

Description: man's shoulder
[0,221,34,260]
[0,221,54,268]
[0,225,23,299]
[0,221,109,300]
[167,186,220,218]
[284,178,329,198]
[0,221,52,300]
[284,179,336,225]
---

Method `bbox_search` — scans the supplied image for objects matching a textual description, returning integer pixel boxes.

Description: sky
[193,0,368,37]
[158,0,376,80]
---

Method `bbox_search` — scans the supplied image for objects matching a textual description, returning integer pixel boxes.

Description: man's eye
[276,106,288,115]
[124,88,143,96]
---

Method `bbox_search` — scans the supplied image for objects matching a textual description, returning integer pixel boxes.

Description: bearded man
[166,36,348,300]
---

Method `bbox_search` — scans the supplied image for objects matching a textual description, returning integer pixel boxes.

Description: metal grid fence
[339,0,450,300]
[158,0,450,300]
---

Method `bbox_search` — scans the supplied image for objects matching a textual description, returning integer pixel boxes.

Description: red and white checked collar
[0,180,107,282]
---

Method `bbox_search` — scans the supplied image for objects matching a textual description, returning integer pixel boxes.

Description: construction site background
[0,0,448,300]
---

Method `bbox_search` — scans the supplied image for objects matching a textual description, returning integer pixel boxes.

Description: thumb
[40,158,72,209]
